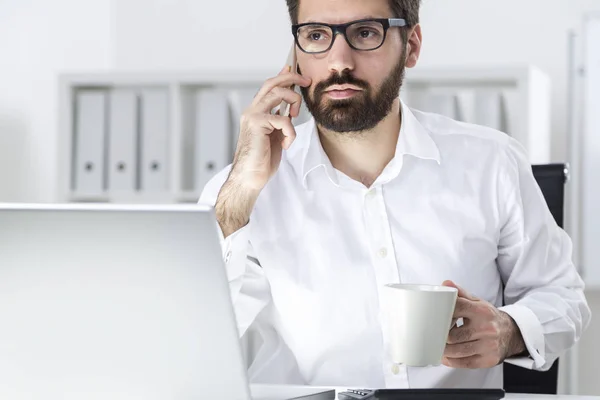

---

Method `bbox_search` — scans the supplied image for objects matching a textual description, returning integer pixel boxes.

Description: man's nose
[327,33,355,75]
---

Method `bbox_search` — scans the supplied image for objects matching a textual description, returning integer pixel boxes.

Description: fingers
[256,86,303,117]
[447,323,476,345]
[244,112,296,148]
[442,280,478,301]
[263,114,297,149]
[444,339,484,358]
[452,297,478,319]
[442,354,483,369]
[254,73,311,105]
[447,317,494,344]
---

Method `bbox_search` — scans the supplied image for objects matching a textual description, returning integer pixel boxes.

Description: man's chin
[319,98,365,113]
[315,113,369,133]
[310,102,362,131]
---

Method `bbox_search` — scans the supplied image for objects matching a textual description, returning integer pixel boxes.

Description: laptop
[0,203,334,400]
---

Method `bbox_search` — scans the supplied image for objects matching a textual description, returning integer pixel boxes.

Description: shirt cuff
[220,221,252,282]
[498,303,545,369]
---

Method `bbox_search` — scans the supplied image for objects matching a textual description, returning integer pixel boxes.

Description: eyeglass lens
[297,20,386,53]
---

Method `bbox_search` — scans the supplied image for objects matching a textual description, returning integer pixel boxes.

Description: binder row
[406,90,509,132]
[73,88,169,197]
[72,86,506,198]
[72,86,259,197]
[430,91,508,131]
[192,87,258,193]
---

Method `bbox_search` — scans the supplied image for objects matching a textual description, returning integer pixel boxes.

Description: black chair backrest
[530,164,567,227]
[503,163,567,394]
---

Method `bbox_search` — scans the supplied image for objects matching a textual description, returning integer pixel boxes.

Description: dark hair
[285,0,421,27]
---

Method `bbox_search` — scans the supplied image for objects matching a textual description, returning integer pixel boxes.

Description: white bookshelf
[403,65,551,164]
[58,71,272,204]
[58,65,551,204]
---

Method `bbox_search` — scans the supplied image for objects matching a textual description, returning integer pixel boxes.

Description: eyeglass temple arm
[389,18,407,27]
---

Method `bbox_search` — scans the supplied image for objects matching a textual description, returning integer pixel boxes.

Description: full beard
[300,55,406,134]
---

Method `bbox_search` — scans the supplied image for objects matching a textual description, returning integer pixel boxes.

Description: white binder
[140,88,169,192]
[108,89,138,192]
[74,90,106,196]
[426,92,461,120]
[474,90,507,132]
[228,87,259,155]
[195,88,230,192]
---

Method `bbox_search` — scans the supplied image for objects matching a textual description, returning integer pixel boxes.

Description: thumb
[442,280,478,301]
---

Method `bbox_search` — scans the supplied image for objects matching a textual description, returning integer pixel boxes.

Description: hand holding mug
[441,280,527,369]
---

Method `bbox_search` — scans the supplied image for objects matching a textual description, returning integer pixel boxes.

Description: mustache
[314,71,369,95]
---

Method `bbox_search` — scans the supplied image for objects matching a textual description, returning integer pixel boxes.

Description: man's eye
[359,29,378,38]
[306,30,328,41]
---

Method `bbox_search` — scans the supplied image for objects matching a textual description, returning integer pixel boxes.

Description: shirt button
[225,251,232,263]
[366,189,376,198]
[378,247,388,258]
[391,364,400,375]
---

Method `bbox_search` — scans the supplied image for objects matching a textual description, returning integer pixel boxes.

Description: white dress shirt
[199,100,591,389]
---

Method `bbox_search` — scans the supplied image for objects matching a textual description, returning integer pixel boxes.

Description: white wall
[0,0,112,202]
[112,0,292,73]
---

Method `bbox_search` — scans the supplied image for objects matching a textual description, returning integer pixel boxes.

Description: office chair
[502,163,568,395]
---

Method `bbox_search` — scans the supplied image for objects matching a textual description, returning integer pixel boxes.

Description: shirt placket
[363,185,409,388]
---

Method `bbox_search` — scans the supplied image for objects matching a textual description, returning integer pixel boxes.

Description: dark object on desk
[502,163,568,395]
[338,388,505,400]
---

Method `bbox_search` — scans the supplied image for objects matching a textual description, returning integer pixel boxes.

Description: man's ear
[404,24,422,68]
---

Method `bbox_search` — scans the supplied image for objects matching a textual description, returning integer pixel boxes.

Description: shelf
[58,65,552,204]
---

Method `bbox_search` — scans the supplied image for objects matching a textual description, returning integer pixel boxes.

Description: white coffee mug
[382,283,458,367]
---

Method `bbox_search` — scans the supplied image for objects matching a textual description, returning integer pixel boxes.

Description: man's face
[297,0,410,133]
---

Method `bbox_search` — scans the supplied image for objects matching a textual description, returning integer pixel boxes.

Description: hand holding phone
[215,43,311,238]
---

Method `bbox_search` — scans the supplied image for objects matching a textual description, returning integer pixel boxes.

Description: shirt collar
[394,99,441,163]
[293,99,441,189]
[300,119,340,188]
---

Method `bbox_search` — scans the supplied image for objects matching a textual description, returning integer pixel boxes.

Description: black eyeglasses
[292,18,406,54]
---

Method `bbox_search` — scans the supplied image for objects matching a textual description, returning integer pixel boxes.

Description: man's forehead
[297,0,392,24]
